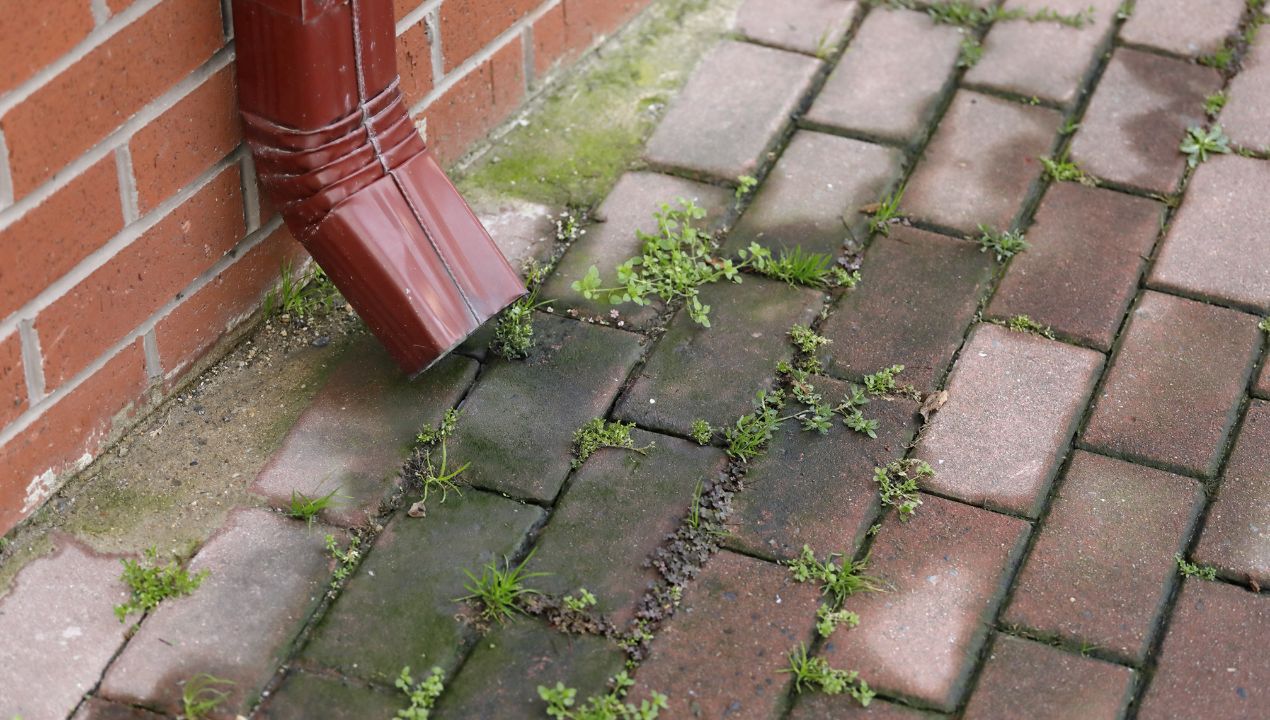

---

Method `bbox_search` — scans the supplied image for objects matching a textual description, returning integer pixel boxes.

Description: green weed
[1175,554,1218,581]
[816,604,861,638]
[492,261,552,360]
[725,390,787,462]
[572,419,653,469]
[458,549,547,623]
[324,533,363,591]
[264,262,338,318]
[288,488,340,528]
[690,419,713,445]
[957,34,983,68]
[743,244,857,289]
[735,174,758,202]
[539,671,668,719]
[396,666,445,720]
[789,325,832,355]
[782,644,875,704]
[181,674,234,720]
[873,459,932,519]
[414,409,470,505]
[1259,316,1270,332]
[1041,155,1096,186]
[866,185,905,237]
[862,364,906,396]
[114,547,209,622]
[977,225,1028,261]
[1181,125,1231,167]
[1205,91,1228,117]
[563,588,598,613]
[1199,45,1236,71]
[1005,314,1055,338]
[789,545,885,605]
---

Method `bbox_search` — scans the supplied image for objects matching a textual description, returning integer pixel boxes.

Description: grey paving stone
[1221,34,1270,151]
[962,635,1135,720]
[1195,400,1270,585]
[733,0,861,56]
[1121,0,1246,57]
[257,671,402,720]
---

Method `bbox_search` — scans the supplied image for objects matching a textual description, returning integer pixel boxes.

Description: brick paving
[5,3,1270,719]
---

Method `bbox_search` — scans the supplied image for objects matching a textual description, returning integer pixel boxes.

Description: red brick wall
[0,0,652,534]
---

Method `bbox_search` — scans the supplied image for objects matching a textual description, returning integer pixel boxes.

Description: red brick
[1138,580,1268,719]
[0,0,96,96]
[1,0,225,198]
[0,339,148,534]
[1195,400,1270,585]
[562,0,646,44]
[0,331,24,429]
[129,65,240,212]
[531,3,575,79]
[423,37,524,165]
[733,0,861,56]
[438,0,537,71]
[1003,451,1202,662]
[37,165,245,390]
[396,19,435,106]
[1081,291,1260,478]
[820,495,1029,711]
[0,157,125,320]
[962,635,1134,720]
[1120,0,1245,57]
[393,0,421,22]
[1222,37,1270,151]
[632,550,823,719]
[988,183,1162,350]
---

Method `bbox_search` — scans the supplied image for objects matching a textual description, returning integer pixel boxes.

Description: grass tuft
[181,674,234,720]
[781,644,875,704]
[458,549,547,623]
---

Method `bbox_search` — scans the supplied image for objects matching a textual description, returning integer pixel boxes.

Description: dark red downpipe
[231,0,526,375]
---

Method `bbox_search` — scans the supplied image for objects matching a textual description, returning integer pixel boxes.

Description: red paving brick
[1138,580,1268,719]
[1120,0,1247,57]
[1221,36,1270,151]
[819,494,1029,711]
[987,182,1162,350]
[1002,451,1202,662]
[962,635,1134,720]
[1081,291,1261,478]
[916,324,1103,517]
[733,0,861,56]
[1195,400,1270,586]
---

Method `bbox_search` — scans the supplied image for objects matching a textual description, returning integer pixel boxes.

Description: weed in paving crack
[782,644,875,704]
[288,488,341,527]
[789,324,832,356]
[1199,44,1236,71]
[1175,554,1218,581]
[743,244,857,289]
[1205,91,1228,118]
[539,671,668,719]
[862,364,906,396]
[114,547,209,623]
[816,604,861,638]
[407,409,470,516]
[265,262,339,319]
[324,533,363,595]
[788,544,885,605]
[957,34,984,68]
[1041,155,1097,186]
[874,459,932,520]
[1259,316,1270,332]
[458,549,547,624]
[735,174,758,203]
[977,225,1028,262]
[862,185,905,237]
[1181,125,1231,168]
[725,390,787,462]
[690,418,713,445]
[492,261,552,360]
[181,673,234,720]
[572,418,654,469]
[1004,314,1056,339]
[563,588,598,613]
[395,665,445,720]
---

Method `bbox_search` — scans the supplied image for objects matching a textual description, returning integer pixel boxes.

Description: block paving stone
[614,276,822,436]
[451,313,645,502]
[300,491,544,685]
[258,671,401,720]
[1258,359,1270,399]
[819,227,996,392]
[1120,0,1247,57]
[99,509,331,716]
[528,430,726,627]
[987,182,1162,350]
[1002,451,1202,662]
[72,699,167,720]
[252,339,478,527]
[902,91,1059,234]
[725,130,901,257]
[1138,580,1269,719]
[1150,155,1270,314]
[1195,400,1270,585]
[631,550,822,719]
[1069,48,1221,194]
[789,696,939,719]
[727,377,919,561]
[962,635,1135,720]
[820,494,1030,711]
[1082,291,1261,478]
[733,0,860,56]
[644,40,820,182]
[916,324,1104,517]
[1221,34,1270,151]
[804,8,962,145]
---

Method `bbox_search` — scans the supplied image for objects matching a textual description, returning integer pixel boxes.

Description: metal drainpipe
[231,0,526,376]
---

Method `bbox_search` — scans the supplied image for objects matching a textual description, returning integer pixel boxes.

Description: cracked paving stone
[1120,0,1246,57]
[1195,400,1270,586]
[257,671,403,719]
[733,0,861,56]
[962,635,1135,719]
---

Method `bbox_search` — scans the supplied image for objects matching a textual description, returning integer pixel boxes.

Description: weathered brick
[725,131,901,256]
[0,157,124,320]
[560,0,647,49]
[0,538,130,720]
[1068,48,1220,195]
[1120,0,1246,57]
[987,183,1162,350]
[258,671,401,720]
[789,696,939,720]
[300,491,543,684]
[632,550,823,719]
[1,0,225,197]
[437,619,625,719]
[1221,35,1270,151]
[529,430,726,627]
[0,0,95,94]
[902,91,1059,234]
[542,171,731,330]
[1081,291,1260,478]
[1149,155,1270,314]
[916,324,1102,516]
[73,698,167,720]
[437,0,537,71]
[250,339,477,527]
[644,41,820,182]
[1195,400,1270,585]
[450,313,644,502]
[733,0,860,56]
[397,19,435,106]
[965,0,1120,107]
[424,37,525,165]
[37,164,245,390]
[1003,451,1202,662]
[962,635,1135,719]
[819,227,995,392]
[99,509,330,716]
[1138,580,1268,719]
[613,276,822,436]
[820,495,1029,711]
[1,330,25,430]
[394,0,421,21]
[804,8,961,145]
[727,377,919,561]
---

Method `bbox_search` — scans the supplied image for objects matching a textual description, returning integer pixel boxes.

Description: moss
[0,533,53,595]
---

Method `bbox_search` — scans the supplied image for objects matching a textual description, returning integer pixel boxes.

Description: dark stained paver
[916,324,1103,517]
[72,699,167,720]
[1138,580,1269,719]
[614,276,823,436]
[644,41,820,182]
[804,8,962,145]
[258,671,402,720]
[733,0,861,56]
[789,696,939,720]
[819,227,995,392]
[1081,291,1260,478]
[1150,155,1270,315]
[820,495,1029,711]
[631,550,822,719]
[299,492,544,685]
[1120,0,1247,57]
[1195,400,1270,585]
[451,313,645,502]
[902,91,1059,234]
[529,430,726,627]
[725,130,901,256]
[1259,360,1270,399]
[1222,36,1270,151]
[962,635,1135,720]
[1069,48,1221,194]
[987,182,1162,350]
[1003,451,1202,662]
